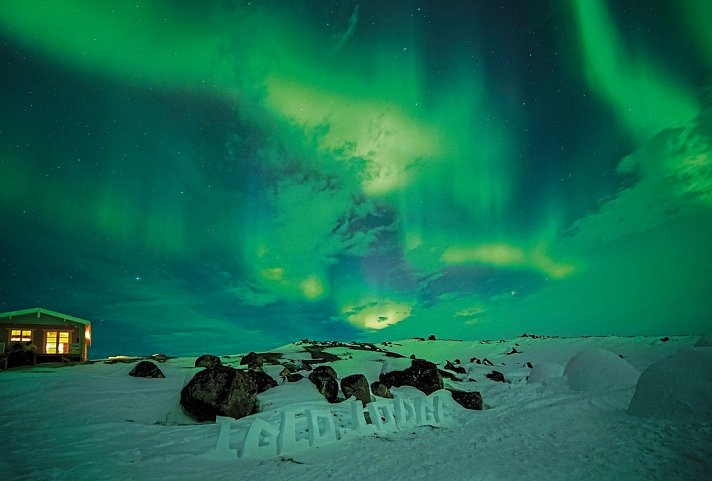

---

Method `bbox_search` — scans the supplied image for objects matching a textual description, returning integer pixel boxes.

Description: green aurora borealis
[1,1,711,356]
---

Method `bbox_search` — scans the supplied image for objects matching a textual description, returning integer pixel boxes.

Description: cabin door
[45,331,70,354]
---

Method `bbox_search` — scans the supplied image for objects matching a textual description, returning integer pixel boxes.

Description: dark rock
[470,357,480,364]
[454,359,461,364]
[309,368,339,402]
[246,369,278,393]
[525,362,533,369]
[370,381,393,398]
[287,373,304,382]
[129,361,165,378]
[304,346,340,362]
[239,351,283,366]
[195,354,222,368]
[410,354,416,360]
[448,389,483,410]
[523,333,541,339]
[180,366,258,421]
[281,361,299,373]
[482,358,494,366]
[240,352,262,368]
[486,370,506,383]
[384,351,406,358]
[428,334,437,341]
[341,374,371,405]
[444,360,467,374]
[150,353,171,363]
[311,365,337,380]
[506,348,520,355]
[379,358,444,395]
[660,336,670,342]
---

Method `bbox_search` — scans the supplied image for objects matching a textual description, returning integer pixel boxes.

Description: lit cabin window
[46,331,70,354]
[10,329,32,342]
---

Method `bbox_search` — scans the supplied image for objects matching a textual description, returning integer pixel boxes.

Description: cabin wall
[1,322,85,360]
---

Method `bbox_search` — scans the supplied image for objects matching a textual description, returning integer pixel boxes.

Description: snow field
[0,334,709,481]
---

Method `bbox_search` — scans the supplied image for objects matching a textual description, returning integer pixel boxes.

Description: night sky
[1,1,711,358]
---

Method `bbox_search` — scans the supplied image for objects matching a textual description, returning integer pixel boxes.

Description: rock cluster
[470,357,494,366]
[444,360,466,374]
[180,347,487,422]
[379,359,444,395]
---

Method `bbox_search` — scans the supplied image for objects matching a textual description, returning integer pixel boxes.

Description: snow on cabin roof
[0,307,92,326]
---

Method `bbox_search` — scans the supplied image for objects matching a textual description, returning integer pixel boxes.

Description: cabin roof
[0,307,92,326]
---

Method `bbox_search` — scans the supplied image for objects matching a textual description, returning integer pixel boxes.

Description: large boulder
[129,361,165,378]
[564,348,639,392]
[628,348,712,421]
[311,365,337,379]
[308,366,339,403]
[379,358,443,395]
[448,389,483,410]
[180,366,258,421]
[341,374,371,405]
[246,369,278,393]
[195,354,222,368]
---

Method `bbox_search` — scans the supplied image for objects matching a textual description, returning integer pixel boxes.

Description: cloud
[480,208,712,338]
[563,105,712,251]
[441,242,576,279]
[226,108,396,304]
[340,299,414,330]
[501,98,712,338]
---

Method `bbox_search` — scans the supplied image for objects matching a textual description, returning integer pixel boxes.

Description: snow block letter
[241,418,280,458]
[277,410,309,455]
[202,415,237,460]
[393,397,417,428]
[367,400,398,432]
[305,409,338,447]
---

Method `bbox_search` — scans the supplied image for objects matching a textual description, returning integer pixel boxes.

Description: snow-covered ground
[1,335,710,481]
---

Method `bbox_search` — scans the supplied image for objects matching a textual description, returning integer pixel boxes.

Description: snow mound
[527,362,564,384]
[694,335,712,347]
[564,348,639,391]
[628,347,712,421]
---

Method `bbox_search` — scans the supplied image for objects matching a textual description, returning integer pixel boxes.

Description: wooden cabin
[0,308,92,367]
